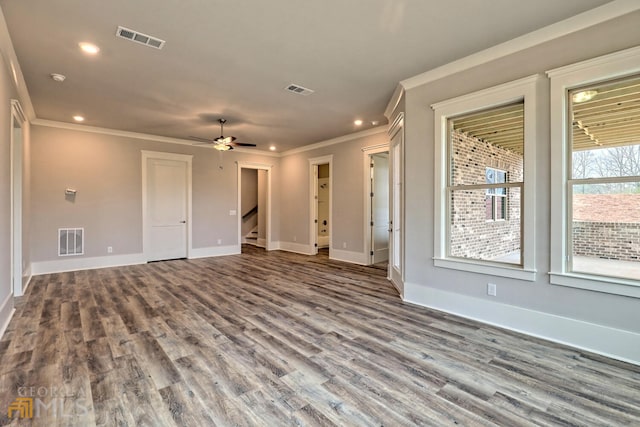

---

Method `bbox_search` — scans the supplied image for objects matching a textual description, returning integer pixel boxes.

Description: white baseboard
[32,253,147,275]
[276,241,315,255]
[0,293,15,339]
[330,249,368,265]
[189,245,240,259]
[22,267,32,295]
[404,282,640,366]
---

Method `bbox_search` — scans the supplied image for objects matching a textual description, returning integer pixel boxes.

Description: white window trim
[431,75,540,281]
[547,45,640,298]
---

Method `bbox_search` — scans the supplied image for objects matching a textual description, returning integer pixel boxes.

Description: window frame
[547,46,640,298]
[432,75,539,281]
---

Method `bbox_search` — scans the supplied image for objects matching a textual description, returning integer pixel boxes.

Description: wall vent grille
[59,228,84,256]
[116,26,165,50]
[285,84,314,96]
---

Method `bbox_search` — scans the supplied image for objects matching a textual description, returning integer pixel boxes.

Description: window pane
[450,102,524,186]
[450,187,521,264]
[570,75,640,179]
[572,182,640,280]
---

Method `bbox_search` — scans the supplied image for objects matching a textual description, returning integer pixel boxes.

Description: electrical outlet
[293,236,297,242]
[107,246,113,254]
[342,242,347,249]
[487,283,497,296]
[229,210,237,216]
[217,239,222,245]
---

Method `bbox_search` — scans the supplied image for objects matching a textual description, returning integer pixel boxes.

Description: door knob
[180,220,186,224]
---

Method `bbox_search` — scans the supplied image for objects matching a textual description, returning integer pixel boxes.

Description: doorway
[317,164,330,248]
[309,155,333,255]
[370,152,389,266]
[142,151,192,262]
[240,168,268,248]
[237,162,272,251]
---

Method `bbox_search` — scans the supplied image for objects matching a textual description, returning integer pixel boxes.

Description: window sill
[434,257,536,281]
[549,272,640,298]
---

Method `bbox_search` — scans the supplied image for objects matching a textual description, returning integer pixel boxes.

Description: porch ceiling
[572,75,640,151]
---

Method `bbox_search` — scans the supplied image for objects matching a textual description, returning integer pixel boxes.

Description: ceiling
[0,0,613,152]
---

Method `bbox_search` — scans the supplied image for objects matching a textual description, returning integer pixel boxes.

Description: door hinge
[370,251,374,256]
[370,221,374,226]
[314,219,318,223]
[370,192,374,197]
[315,243,318,247]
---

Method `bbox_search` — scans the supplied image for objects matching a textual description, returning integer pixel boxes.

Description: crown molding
[280,126,387,157]
[0,8,35,120]
[401,0,640,90]
[31,118,280,156]
[384,83,404,119]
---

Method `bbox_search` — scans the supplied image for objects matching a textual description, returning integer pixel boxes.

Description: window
[548,45,640,298]
[432,75,539,280]
[485,167,507,221]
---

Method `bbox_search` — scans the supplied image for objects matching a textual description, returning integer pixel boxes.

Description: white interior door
[371,153,389,264]
[389,123,404,290]
[146,158,188,261]
[11,102,24,296]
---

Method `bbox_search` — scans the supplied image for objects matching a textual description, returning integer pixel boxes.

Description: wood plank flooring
[1,245,639,426]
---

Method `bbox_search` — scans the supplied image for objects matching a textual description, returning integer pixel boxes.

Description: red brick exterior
[449,131,523,261]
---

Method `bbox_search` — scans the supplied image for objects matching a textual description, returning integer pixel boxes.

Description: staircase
[244,226,260,246]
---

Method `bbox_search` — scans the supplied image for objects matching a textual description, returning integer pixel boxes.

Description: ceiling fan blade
[230,142,257,147]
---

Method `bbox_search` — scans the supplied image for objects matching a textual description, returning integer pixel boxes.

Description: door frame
[141,151,193,261]
[237,161,272,250]
[362,144,389,268]
[389,113,405,293]
[309,155,333,256]
[10,100,26,296]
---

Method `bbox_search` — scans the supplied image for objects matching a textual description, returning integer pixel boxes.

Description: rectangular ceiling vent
[116,26,165,50]
[285,84,314,96]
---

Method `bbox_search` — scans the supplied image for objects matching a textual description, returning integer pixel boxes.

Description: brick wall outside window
[449,131,523,261]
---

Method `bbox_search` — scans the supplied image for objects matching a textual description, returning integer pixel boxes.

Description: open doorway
[240,168,268,248]
[309,155,333,255]
[370,152,389,267]
[237,162,271,252]
[317,164,330,249]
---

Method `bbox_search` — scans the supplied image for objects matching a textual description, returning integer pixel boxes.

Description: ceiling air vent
[285,84,314,96]
[116,26,165,50]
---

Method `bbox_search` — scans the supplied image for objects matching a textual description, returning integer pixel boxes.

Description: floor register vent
[59,228,84,256]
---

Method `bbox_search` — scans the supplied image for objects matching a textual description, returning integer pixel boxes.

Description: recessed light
[354,119,363,126]
[79,42,100,55]
[73,115,85,122]
[371,120,379,126]
[51,73,66,82]
[572,90,598,103]
[269,146,276,151]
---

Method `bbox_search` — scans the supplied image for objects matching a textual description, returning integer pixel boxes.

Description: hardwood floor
[1,245,639,426]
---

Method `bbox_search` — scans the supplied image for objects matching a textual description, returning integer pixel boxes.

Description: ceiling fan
[190,118,256,151]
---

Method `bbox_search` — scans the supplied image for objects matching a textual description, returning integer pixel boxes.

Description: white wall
[401,9,640,363]
[29,124,281,270]
[278,130,388,260]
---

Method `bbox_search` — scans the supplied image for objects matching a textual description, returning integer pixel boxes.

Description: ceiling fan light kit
[189,118,256,151]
